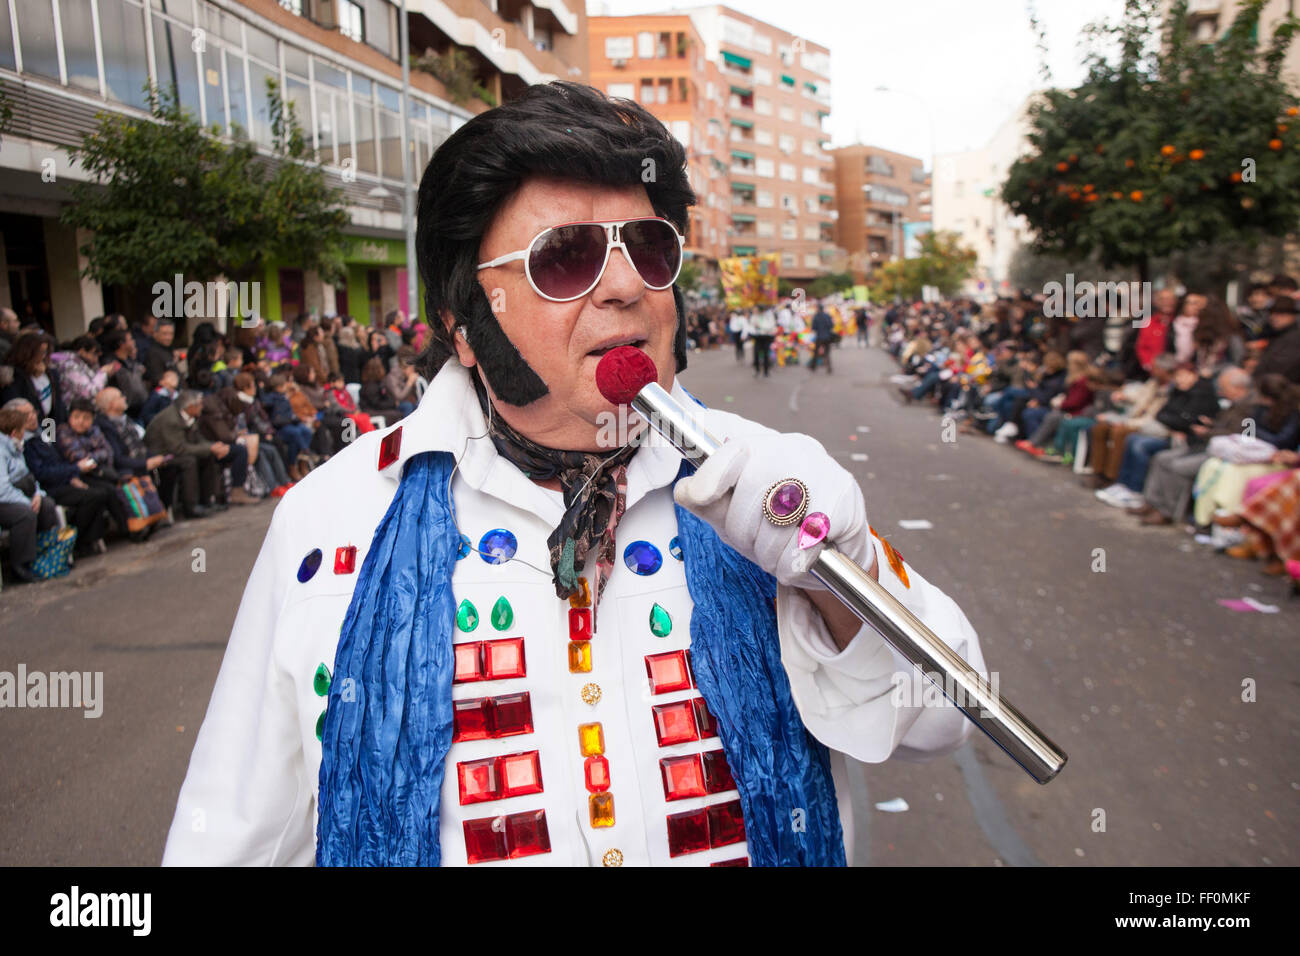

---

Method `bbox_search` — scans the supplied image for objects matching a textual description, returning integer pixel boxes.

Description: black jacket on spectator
[1254,324,1300,384]
[141,338,177,388]
[338,345,367,384]
[1029,369,1067,405]
[1155,378,1220,436]
[1,367,69,424]
[23,435,79,490]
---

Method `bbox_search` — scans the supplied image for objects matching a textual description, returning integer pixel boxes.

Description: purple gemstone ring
[761,477,810,527]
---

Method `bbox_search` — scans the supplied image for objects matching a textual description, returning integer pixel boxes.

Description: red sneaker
[271,485,289,498]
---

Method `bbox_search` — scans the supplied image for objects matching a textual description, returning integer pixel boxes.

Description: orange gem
[568,641,592,674]
[578,721,605,756]
[569,577,592,608]
[589,792,615,828]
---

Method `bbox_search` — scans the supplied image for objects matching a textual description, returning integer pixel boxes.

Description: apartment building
[0,0,585,338]
[588,4,838,283]
[831,144,930,283]
[587,13,730,267]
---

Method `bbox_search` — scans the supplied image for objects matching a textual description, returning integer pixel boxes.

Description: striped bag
[115,475,167,533]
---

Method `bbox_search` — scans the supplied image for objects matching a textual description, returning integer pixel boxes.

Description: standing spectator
[141,318,179,388]
[101,330,149,416]
[335,325,367,384]
[0,307,20,365]
[130,313,157,360]
[728,308,748,362]
[809,301,835,373]
[750,306,777,378]
[299,325,331,385]
[258,321,293,365]
[365,328,395,373]
[1236,283,1273,342]
[1,333,68,425]
[320,316,342,379]
[1119,287,1178,380]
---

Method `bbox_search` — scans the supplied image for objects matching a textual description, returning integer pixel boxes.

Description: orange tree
[1002,0,1300,284]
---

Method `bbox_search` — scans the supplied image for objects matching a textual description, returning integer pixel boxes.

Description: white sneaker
[993,422,1018,444]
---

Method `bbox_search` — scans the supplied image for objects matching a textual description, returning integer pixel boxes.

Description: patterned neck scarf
[473,377,636,605]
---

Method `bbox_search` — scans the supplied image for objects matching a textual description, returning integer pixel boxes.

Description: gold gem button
[602,848,624,867]
[581,682,602,706]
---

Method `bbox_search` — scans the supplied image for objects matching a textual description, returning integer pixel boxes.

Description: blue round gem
[623,540,663,576]
[668,536,683,561]
[297,548,323,583]
[456,533,471,559]
[478,528,518,565]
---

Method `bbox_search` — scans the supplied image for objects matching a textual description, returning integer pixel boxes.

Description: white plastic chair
[345,383,362,405]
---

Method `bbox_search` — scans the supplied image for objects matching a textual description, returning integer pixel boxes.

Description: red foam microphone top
[596,346,658,405]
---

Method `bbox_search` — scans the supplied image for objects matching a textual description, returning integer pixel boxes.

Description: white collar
[377,360,687,525]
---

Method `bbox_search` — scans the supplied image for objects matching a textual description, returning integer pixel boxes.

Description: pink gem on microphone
[797,512,830,550]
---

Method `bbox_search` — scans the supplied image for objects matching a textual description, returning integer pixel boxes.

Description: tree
[1002,0,1300,283]
[870,231,977,301]
[61,80,348,293]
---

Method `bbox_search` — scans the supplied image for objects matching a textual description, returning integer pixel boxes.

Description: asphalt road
[1,342,1295,866]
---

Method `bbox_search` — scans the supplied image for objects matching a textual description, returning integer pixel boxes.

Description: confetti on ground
[1217,597,1279,613]
[851,453,869,462]
[899,519,933,530]
[927,473,954,480]
[724,395,734,402]
[849,434,858,441]
[857,426,871,433]
[874,797,909,813]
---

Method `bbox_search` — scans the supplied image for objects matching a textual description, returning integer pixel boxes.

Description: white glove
[673,432,872,589]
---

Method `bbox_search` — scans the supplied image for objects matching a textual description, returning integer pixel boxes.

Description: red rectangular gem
[453,642,484,684]
[505,809,551,859]
[660,753,706,801]
[452,697,491,742]
[584,754,611,793]
[483,637,526,680]
[490,692,534,737]
[569,607,592,641]
[707,799,746,848]
[463,815,508,864]
[652,700,699,747]
[457,756,500,805]
[498,751,543,798]
[710,857,749,867]
[666,807,710,857]
[333,545,357,574]
[645,650,692,695]
[701,749,736,794]
[692,696,718,739]
[377,425,403,470]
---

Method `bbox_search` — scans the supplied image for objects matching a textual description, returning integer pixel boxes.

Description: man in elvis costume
[163,83,987,867]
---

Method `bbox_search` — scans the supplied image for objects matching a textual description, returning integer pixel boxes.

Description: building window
[755,157,775,178]
[756,190,774,208]
[779,163,796,181]
[757,220,774,237]
[754,97,772,116]
[637,31,655,58]
[279,0,302,14]
[803,224,819,241]
[778,134,795,154]
[781,221,797,239]
[754,66,771,85]
[779,105,794,122]
[782,252,796,267]
[781,194,796,211]
[755,128,773,145]
[804,253,820,269]
[608,82,635,99]
[339,0,364,42]
[802,167,819,184]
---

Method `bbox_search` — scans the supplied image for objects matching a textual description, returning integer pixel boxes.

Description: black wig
[414,81,695,405]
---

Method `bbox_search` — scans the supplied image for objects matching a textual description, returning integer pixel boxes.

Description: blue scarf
[317,451,844,866]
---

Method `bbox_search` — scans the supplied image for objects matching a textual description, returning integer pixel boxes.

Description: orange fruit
[1270,138,1283,150]
[1125,158,1136,168]
[1056,161,1068,171]
[1278,124,1289,133]
[1130,190,1143,201]
[1083,183,1095,192]
[1111,191,1123,199]
[1189,149,1204,160]
[1161,144,1175,156]
[1095,144,1106,153]
[1288,106,1299,116]
[1230,171,1243,182]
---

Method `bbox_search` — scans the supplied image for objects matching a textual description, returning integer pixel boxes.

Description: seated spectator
[324,373,375,436]
[217,378,292,495]
[1227,450,1300,577]
[1015,351,1100,460]
[141,318,179,389]
[94,386,176,516]
[57,396,145,539]
[194,374,264,504]
[1,332,68,425]
[359,357,402,423]
[212,348,245,392]
[6,397,114,555]
[1085,354,1178,488]
[139,369,182,426]
[1126,367,1256,524]
[145,390,254,517]
[1236,284,1274,342]
[385,346,421,418]
[1188,374,1300,529]
[259,372,315,472]
[993,350,1064,442]
[1254,295,1300,383]
[0,406,62,582]
[257,322,293,365]
[1095,362,1219,508]
[50,336,118,407]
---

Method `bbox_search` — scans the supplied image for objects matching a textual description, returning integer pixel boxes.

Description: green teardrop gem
[491,596,514,631]
[456,598,479,632]
[313,663,332,697]
[315,710,326,741]
[650,602,672,638]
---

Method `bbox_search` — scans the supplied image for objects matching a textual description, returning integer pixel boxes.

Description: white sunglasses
[476,217,685,303]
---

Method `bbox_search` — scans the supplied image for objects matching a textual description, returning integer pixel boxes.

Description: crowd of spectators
[0,306,426,584]
[882,277,1300,591]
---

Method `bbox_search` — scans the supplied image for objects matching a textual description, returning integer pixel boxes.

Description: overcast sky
[588,0,1128,166]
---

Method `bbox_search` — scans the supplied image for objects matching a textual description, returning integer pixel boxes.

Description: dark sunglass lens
[622,220,681,288]
[529,224,608,299]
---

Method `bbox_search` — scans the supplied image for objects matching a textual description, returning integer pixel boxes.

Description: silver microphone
[596,349,1067,785]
